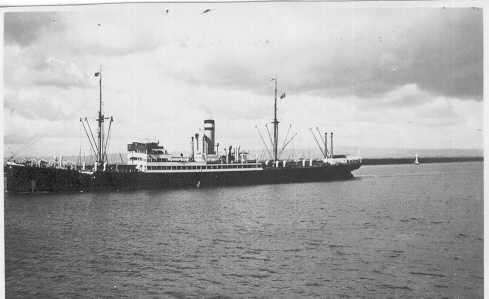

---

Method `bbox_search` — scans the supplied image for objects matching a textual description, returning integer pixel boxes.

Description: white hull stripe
[144,168,263,173]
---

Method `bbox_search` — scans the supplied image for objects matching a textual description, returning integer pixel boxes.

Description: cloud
[357,84,434,109]
[388,8,483,100]
[32,57,88,88]
[4,91,77,121]
[3,5,483,156]
[174,7,482,102]
[4,12,61,46]
[356,85,465,127]
[56,8,177,57]
[4,44,90,89]
[6,6,482,101]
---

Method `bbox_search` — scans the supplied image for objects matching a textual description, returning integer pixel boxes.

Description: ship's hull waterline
[5,163,360,193]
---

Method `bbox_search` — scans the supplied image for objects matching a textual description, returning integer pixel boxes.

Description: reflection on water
[6,162,483,298]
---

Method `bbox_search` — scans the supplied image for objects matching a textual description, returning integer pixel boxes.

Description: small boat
[414,153,420,165]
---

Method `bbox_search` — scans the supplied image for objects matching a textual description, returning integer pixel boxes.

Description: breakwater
[362,156,483,165]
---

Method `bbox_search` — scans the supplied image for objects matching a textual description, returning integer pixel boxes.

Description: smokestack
[330,132,334,158]
[195,133,199,152]
[191,136,194,161]
[204,120,215,154]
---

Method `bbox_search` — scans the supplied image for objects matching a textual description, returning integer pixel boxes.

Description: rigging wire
[8,134,42,161]
[264,124,274,150]
[309,128,326,158]
[103,117,113,163]
[80,118,98,157]
[255,125,272,160]
[84,117,99,154]
[316,127,329,157]
[279,132,298,157]
[280,124,292,152]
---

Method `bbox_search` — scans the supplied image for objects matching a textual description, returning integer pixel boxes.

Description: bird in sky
[202,9,211,14]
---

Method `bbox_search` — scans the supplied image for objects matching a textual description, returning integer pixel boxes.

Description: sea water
[5,162,483,298]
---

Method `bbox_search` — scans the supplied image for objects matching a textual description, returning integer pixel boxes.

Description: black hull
[5,166,92,193]
[5,163,360,193]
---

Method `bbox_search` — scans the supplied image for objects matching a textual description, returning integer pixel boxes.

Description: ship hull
[4,166,92,193]
[5,163,360,193]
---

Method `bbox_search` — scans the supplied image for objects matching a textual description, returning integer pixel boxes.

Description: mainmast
[272,78,279,161]
[80,67,114,172]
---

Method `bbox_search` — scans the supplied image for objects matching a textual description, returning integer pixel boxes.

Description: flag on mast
[94,72,100,77]
[280,92,286,99]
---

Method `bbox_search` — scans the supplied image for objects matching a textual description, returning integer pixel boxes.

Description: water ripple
[5,162,483,298]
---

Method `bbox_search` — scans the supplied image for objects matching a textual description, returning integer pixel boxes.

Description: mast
[272,78,279,162]
[97,66,104,168]
[80,67,113,171]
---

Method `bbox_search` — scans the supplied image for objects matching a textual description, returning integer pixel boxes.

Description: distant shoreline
[362,157,483,166]
[4,156,484,166]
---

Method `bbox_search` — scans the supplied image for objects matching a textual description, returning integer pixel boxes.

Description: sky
[3,3,484,159]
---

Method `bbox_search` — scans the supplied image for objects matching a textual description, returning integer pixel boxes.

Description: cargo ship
[4,72,361,193]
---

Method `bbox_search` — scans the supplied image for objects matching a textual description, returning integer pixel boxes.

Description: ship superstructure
[126,134,263,174]
[126,118,264,174]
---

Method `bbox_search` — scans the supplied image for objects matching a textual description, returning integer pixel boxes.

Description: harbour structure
[4,73,362,193]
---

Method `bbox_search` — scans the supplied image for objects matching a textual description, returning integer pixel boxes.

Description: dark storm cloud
[4,12,62,46]
[293,8,482,101]
[386,8,482,100]
[190,8,482,102]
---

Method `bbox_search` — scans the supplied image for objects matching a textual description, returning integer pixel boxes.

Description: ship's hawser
[4,72,361,193]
